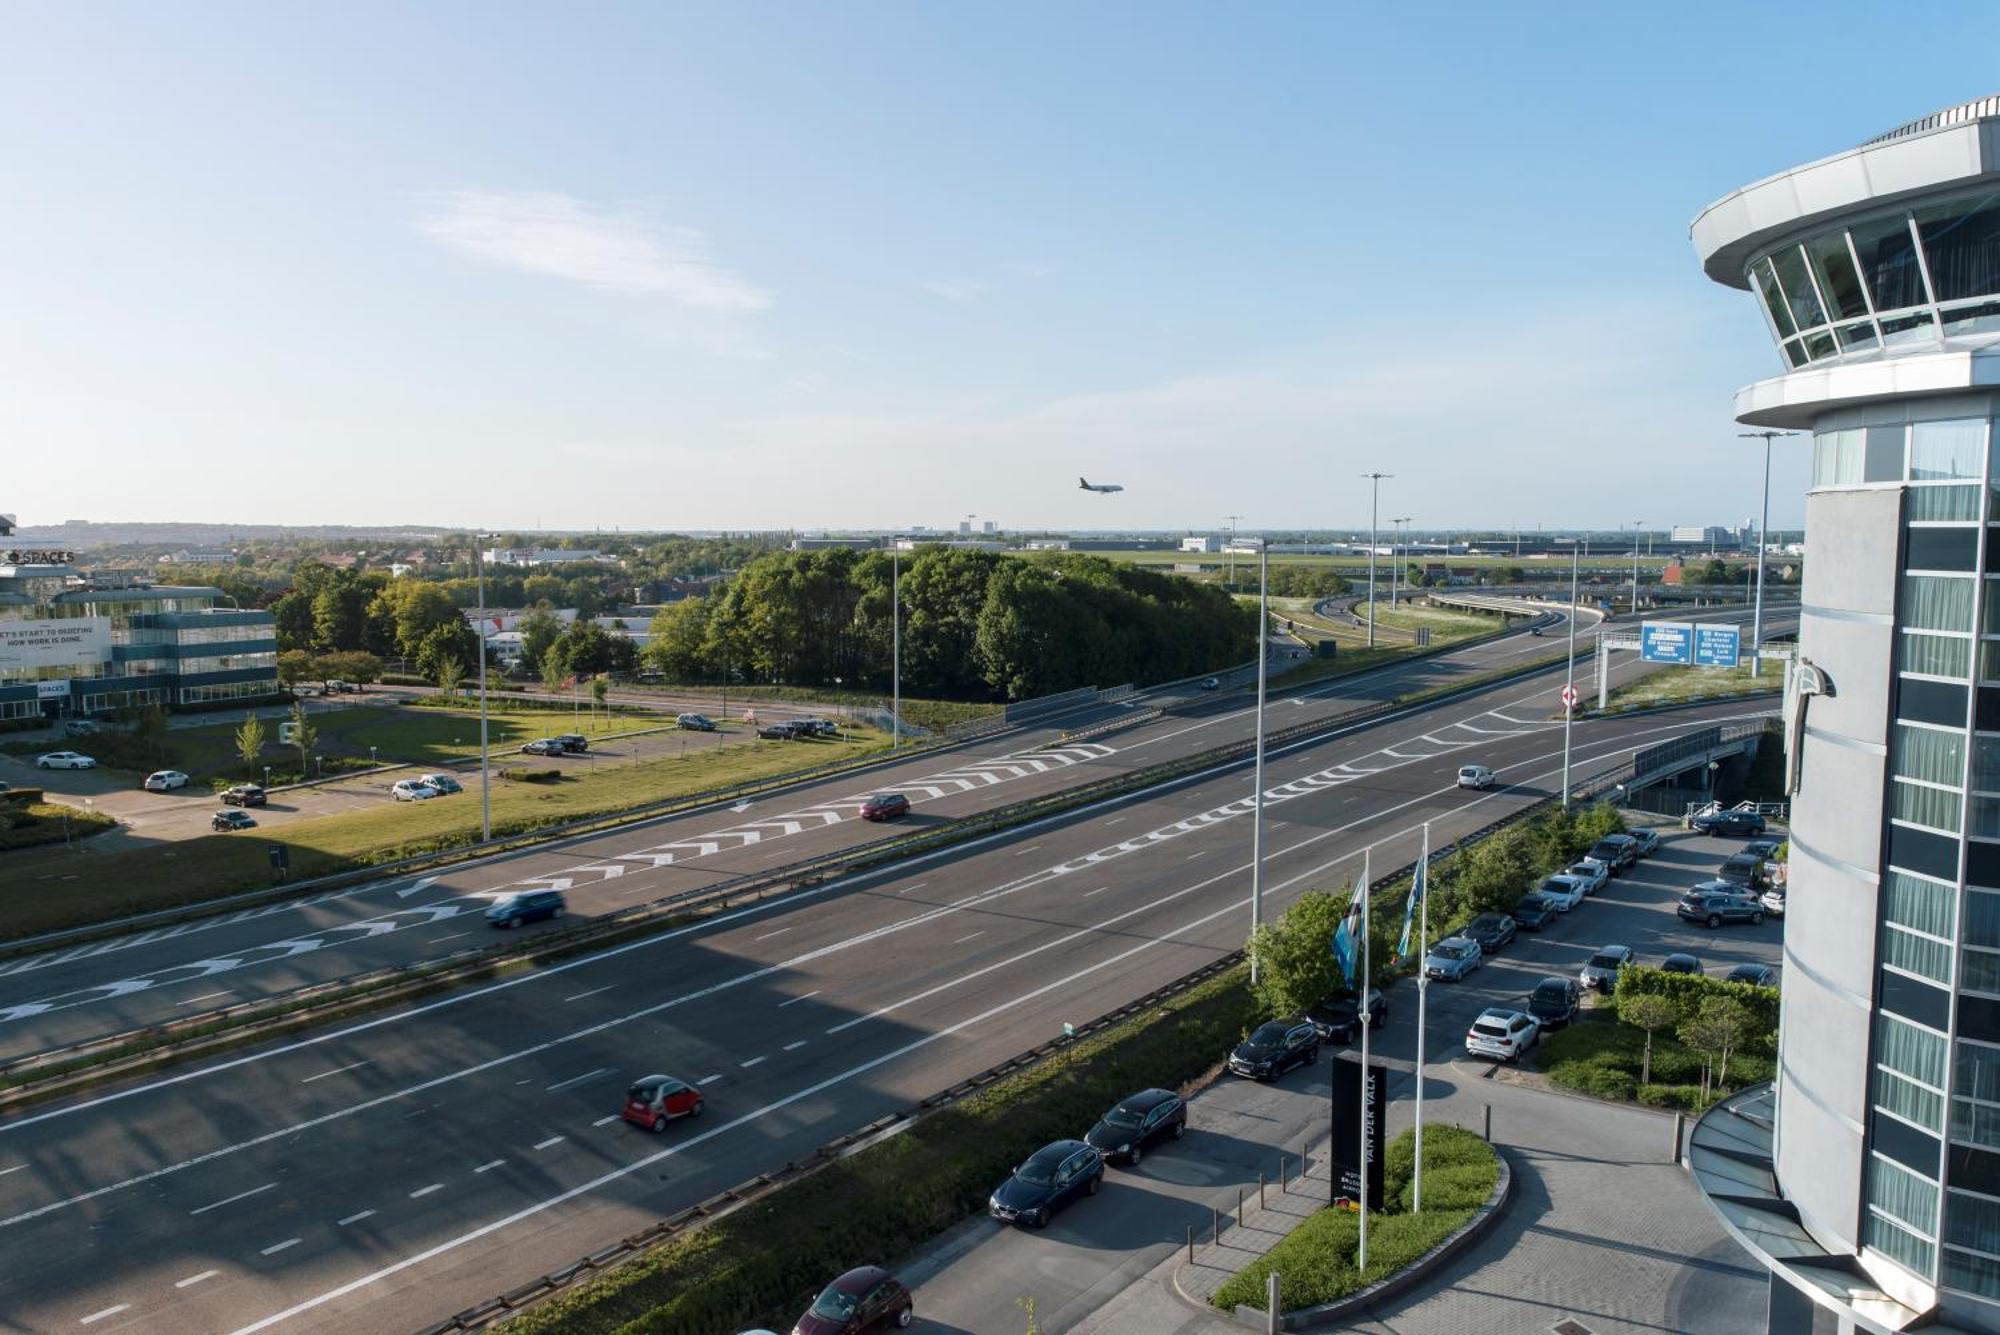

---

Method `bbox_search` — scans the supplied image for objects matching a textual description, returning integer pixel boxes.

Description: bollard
[1281,1154,1289,1194]
[1237,1187,1245,1227]
[1482,1102,1492,1142]
[1266,1271,1281,1335]
[1673,1110,1686,1165]
[1188,1223,1195,1265]
[1213,1206,1222,1246]
[1259,1171,1266,1209]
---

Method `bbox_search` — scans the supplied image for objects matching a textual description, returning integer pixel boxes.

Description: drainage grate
[1551,1323,1595,1335]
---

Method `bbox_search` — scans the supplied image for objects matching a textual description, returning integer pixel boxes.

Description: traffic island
[1173,1126,1507,1331]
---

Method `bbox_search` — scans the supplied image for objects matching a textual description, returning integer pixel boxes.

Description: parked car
[1527,976,1582,1030]
[1464,912,1517,953]
[1227,1017,1321,1081]
[759,722,801,740]
[553,734,590,754]
[1456,764,1495,790]
[1627,829,1661,857]
[521,738,566,756]
[1690,808,1768,837]
[391,778,439,802]
[220,783,267,807]
[1716,851,1769,889]
[1725,963,1778,988]
[485,889,566,929]
[676,713,717,731]
[1678,884,1767,928]
[1307,988,1387,1043]
[1424,937,1483,981]
[211,809,258,831]
[143,770,190,792]
[791,1266,914,1335]
[1579,944,1636,992]
[1660,952,1704,975]
[795,718,839,737]
[1084,1088,1186,1166]
[417,773,463,795]
[860,792,911,822]
[988,1139,1104,1227]
[1563,861,1609,895]
[1199,677,1221,690]
[621,1074,703,1131]
[1465,1008,1540,1062]
[63,719,103,737]
[35,751,96,770]
[1760,886,1787,916]
[1743,837,1782,860]
[326,679,359,694]
[1535,874,1587,912]
[1511,892,1558,932]
[1584,834,1639,873]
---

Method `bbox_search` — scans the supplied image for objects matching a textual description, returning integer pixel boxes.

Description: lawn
[1533,1005,1775,1111]
[0,726,890,940]
[616,684,1003,736]
[0,801,118,853]
[1590,659,1784,715]
[1369,603,1503,635]
[1210,1126,1499,1312]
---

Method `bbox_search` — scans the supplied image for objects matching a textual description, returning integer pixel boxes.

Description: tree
[270,590,315,653]
[235,715,266,774]
[519,608,564,671]
[643,598,713,680]
[590,675,609,717]
[288,701,316,778]
[541,645,569,695]
[134,706,171,766]
[1619,992,1677,1087]
[277,649,318,692]
[373,580,464,659]
[1680,995,1754,1100]
[416,622,480,696]
[1249,888,1353,1016]
[320,650,383,687]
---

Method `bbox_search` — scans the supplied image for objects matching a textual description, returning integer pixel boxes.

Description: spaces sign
[1639,621,1693,664]
[1693,623,1742,668]
[0,617,110,670]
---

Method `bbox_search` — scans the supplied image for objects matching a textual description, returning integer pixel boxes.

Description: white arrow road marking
[395,876,441,901]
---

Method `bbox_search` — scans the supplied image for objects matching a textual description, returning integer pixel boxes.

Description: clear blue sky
[4,3,1996,534]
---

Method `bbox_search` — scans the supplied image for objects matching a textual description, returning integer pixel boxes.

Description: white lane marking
[472,1160,504,1174]
[953,932,984,944]
[300,1061,371,1085]
[260,1238,301,1256]
[697,1075,723,1086]
[190,1182,276,1215]
[562,985,615,1003]
[181,991,232,1006]
[753,927,792,941]
[544,1068,609,1093]
[532,1136,565,1151]
[739,1056,766,1069]
[592,1115,619,1127]
[0,1164,23,1178]
[409,1183,444,1199]
[337,1210,375,1226]
[1185,850,1206,860]
[176,1270,220,1288]
[782,1041,807,1051]
[1084,886,1108,897]
[432,931,472,943]
[898,882,927,895]
[1103,816,1125,825]
[778,990,820,1008]
[1012,845,1040,856]
[80,1305,129,1325]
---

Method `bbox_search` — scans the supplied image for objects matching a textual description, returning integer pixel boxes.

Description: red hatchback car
[792,1266,913,1334]
[621,1074,703,1132]
[859,793,910,822]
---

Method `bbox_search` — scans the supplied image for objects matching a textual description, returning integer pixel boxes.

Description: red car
[792,1266,913,1334]
[621,1074,703,1132]
[859,793,910,822]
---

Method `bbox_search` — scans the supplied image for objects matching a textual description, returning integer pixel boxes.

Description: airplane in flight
[1079,477,1124,494]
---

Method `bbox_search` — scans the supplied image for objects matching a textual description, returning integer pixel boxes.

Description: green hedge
[2,788,44,805]
[498,965,1262,1335]
[1537,1006,1775,1106]
[0,802,118,852]
[500,768,562,784]
[1615,967,1780,1049]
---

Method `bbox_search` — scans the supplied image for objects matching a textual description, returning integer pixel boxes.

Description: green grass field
[1589,660,1784,715]
[0,726,890,940]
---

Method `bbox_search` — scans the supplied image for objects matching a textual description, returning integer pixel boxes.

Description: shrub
[501,768,561,784]
[1616,967,1779,1052]
[1,787,44,806]
[1637,1083,1714,1112]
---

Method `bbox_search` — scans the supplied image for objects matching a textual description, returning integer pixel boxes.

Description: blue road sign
[1694,623,1742,668]
[1640,621,1693,665]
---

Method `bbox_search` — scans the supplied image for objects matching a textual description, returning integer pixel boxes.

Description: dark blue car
[989,1139,1103,1228]
[485,889,567,930]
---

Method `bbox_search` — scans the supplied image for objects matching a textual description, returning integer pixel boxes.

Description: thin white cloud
[918,277,987,302]
[417,190,770,312]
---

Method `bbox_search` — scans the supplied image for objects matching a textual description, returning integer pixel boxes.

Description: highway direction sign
[1639,621,1694,664]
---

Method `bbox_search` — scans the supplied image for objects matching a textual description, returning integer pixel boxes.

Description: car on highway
[1563,861,1609,895]
[1199,677,1221,690]
[1627,829,1661,858]
[1584,834,1639,873]
[1456,764,1495,790]
[988,1139,1104,1227]
[1465,1008,1540,1062]
[791,1265,914,1334]
[1534,874,1587,912]
[1660,952,1704,975]
[859,792,911,822]
[1464,912,1517,953]
[1579,944,1636,992]
[621,1074,703,1131]
[1691,808,1768,837]
[35,751,96,770]
[1678,883,1767,928]
[391,778,439,801]
[1228,1017,1321,1081]
[1084,1088,1186,1166]
[553,733,590,754]
[1308,988,1387,1043]
[676,713,717,731]
[1527,976,1582,1030]
[143,770,190,792]
[521,738,566,756]
[417,773,463,795]
[1423,937,1483,981]
[1716,851,1770,889]
[485,888,567,929]
[220,783,267,807]
[1725,963,1778,988]
[1511,892,1558,932]
[211,809,258,831]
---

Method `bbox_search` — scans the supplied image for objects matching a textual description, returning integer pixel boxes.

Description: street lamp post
[1250,539,1269,983]
[1629,521,1645,618]
[1225,515,1242,589]
[1562,538,1579,807]
[1361,474,1392,647]
[1739,430,1799,678]
[1389,518,1411,609]
[891,549,901,750]
[473,536,494,842]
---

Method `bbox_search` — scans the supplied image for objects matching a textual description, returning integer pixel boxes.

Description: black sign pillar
[1329,1055,1387,1211]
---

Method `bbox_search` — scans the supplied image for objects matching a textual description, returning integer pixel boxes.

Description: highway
[0,637,1776,1334]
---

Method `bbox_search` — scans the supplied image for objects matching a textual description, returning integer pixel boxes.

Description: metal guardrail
[1055,708,1164,746]
[1685,798,1790,822]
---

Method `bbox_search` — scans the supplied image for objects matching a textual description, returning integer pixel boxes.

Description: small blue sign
[1694,623,1742,668]
[1640,621,1693,665]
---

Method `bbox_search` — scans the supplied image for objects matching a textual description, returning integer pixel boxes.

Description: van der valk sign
[0,618,110,670]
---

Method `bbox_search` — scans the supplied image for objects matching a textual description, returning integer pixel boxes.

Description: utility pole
[1361,474,1391,647]
[1739,430,1799,678]
[1225,515,1242,588]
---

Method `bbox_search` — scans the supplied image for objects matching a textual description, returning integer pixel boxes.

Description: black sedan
[1511,893,1558,932]
[220,783,267,807]
[1085,1088,1186,1166]
[211,809,258,831]
[1527,976,1581,1030]
[1691,809,1768,837]
[1308,989,1387,1043]
[989,1140,1103,1228]
[1464,912,1517,953]
[1227,1018,1320,1080]
[1725,962,1778,988]
[1661,952,1704,975]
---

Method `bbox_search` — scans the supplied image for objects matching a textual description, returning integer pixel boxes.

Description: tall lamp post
[1389,517,1411,609]
[1361,474,1392,646]
[1225,515,1242,588]
[1562,537,1580,807]
[1739,430,1799,677]
[1629,520,1645,618]
[891,548,901,750]
[1249,538,1269,982]
[472,535,498,842]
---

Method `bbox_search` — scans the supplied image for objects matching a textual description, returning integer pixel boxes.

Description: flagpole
[1414,822,1429,1213]
[1358,847,1371,1272]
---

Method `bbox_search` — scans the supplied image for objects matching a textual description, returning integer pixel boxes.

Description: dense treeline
[643,547,1255,701]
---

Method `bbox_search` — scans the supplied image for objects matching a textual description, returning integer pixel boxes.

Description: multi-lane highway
[0,609,1784,1334]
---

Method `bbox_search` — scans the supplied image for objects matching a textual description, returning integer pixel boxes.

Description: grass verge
[0,802,118,852]
[1533,1000,1775,1112]
[618,684,1002,735]
[1211,1126,1498,1311]
[1586,660,1782,716]
[496,964,1262,1335]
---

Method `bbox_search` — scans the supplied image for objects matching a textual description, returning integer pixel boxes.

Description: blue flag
[1393,859,1425,965]
[1331,878,1368,987]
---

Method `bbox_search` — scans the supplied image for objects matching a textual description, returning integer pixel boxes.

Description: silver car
[1424,936,1483,981]
[1579,944,1635,992]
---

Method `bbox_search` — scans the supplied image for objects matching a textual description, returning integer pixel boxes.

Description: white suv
[1456,764,1495,790]
[1465,1008,1540,1062]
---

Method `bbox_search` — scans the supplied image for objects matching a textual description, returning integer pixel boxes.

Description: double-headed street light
[1739,430,1800,677]
[1361,474,1392,646]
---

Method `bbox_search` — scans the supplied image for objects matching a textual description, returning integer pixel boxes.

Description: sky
[3,3,1998,535]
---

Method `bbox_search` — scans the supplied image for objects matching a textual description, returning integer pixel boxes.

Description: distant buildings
[156,549,235,565]
[480,547,616,568]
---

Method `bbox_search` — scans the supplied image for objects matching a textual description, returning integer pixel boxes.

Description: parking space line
[472,1160,505,1174]
[778,990,820,1007]
[739,1056,766,1069]
[79,1305,129,1325]
[176,1270,220,1289]
[409,1183,444,1199]
[698,1074,723,1085]
[190,1182,275,1216]
[562,986,615,1003]
[260,1238,301,1256]
[337,1210,375,1226]
[532,1136,565,1151]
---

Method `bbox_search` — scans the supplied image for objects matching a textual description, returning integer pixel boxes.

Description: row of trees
[642,547,1254,701]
